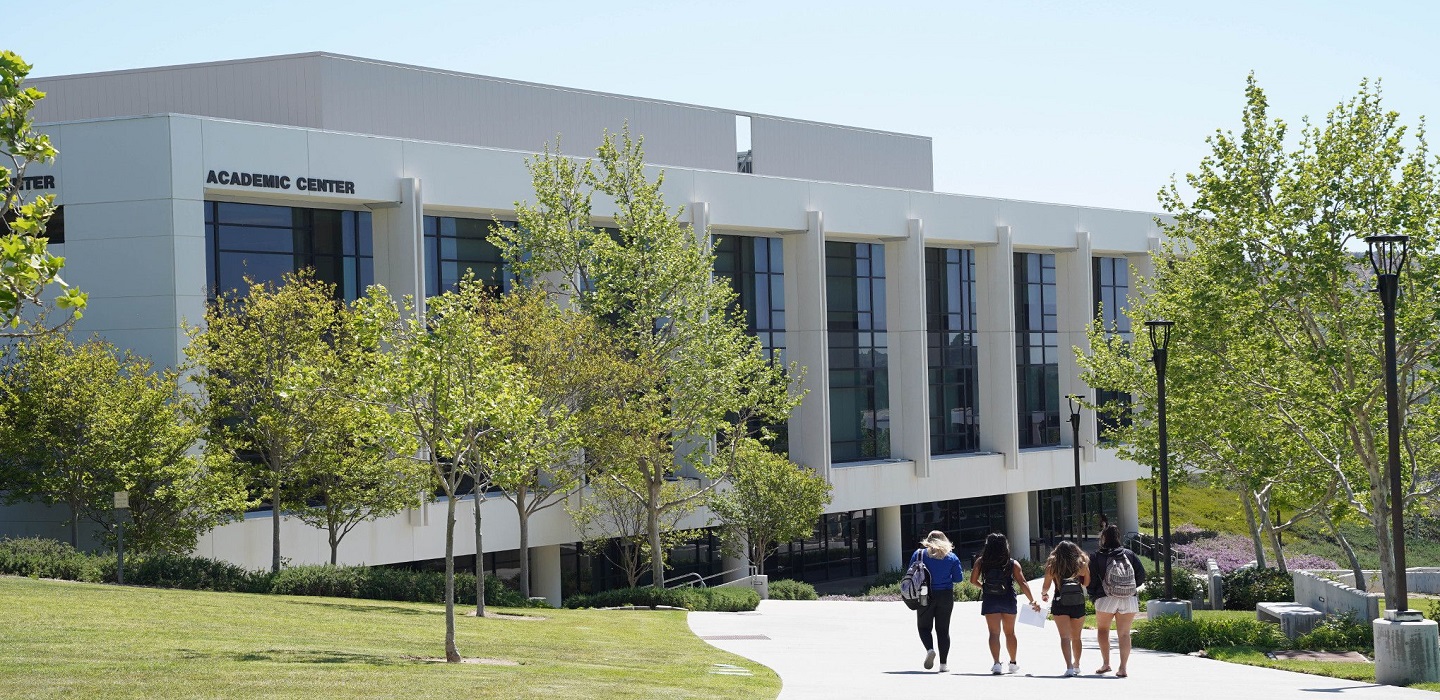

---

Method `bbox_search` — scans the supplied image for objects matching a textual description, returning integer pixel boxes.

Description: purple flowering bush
[1170,525,1338,573]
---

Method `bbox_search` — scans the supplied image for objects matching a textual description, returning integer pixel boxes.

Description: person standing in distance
[1040,540,1091,677]
[910,531,963,672]
[1088,525,1146,678]
[970,532,1041,675]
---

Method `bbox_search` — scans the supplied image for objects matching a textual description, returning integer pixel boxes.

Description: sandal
[1095,666,1112,674]
[1116,670,1128,678]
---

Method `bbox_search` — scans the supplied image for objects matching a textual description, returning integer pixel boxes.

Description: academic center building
[7,53,1160,604]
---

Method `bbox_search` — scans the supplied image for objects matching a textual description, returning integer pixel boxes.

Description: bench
[1256,601,1324,638]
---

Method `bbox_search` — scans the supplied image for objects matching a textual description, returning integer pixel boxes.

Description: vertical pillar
[784,211,832,481]
[1118,479,1141,536]
[723,548,751,582]
[976,227,1020,467]
[1059,230,1097,462]
[1006,491,1032,561]
[530,544,562,608]
[379,178,424,309]
[886,219,931,476]
[877,505,904,573]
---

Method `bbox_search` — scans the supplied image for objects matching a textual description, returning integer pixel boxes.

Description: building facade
[5,54,1158,604]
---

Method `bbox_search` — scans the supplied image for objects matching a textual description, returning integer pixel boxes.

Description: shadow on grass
[177,648,408,666]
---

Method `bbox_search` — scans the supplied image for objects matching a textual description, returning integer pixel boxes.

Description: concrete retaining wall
[1308,568,1440,596]
[1207,559,1224,612]
[1293,570,1381,621]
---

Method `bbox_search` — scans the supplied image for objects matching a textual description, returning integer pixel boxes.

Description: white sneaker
[991,663,1003,675]
[939,663,949,673]
[1006,662,1020,675]
[924,648,936,670]
[1064,667,1078,677]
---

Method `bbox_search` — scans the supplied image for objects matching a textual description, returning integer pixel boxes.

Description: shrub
[768,579,818,600]
[1294,614,1372,652]
[699,587,761,611]
[870,569,905,588]
[1132,613,1290,653]
[0,537,107,582]
[1140,566,1206,602]
[954,581,983,602]
[121,553,271,593]
[859,582,900,600]
[1222,566,1293,610]
[564,586,704,610]
[1017,559,1045,581]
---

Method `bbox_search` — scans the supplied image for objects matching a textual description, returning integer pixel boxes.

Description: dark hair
[976,532,1011,572]
[1100,524,1122,550]
[1046,540,1088,579]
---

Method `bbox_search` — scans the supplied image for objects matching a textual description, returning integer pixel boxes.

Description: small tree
[353,280,536,662]
[187,271,353,573]
[0,50,86,336]
[709,438,832,576]
[0,334,243,551]
[569,472,701,588]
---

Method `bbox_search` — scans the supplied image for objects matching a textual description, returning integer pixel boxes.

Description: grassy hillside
[1137,480,1440,572]
[0,576,777,699]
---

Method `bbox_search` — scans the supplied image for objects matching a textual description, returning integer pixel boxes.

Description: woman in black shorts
[1040,540,1091,677]
[969,533,1040,675]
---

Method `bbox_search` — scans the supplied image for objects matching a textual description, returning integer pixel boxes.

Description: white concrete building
[5,53,1158,604]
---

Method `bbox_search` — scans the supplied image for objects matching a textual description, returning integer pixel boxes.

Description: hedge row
[563,585,760,611]
[0,537,539,607]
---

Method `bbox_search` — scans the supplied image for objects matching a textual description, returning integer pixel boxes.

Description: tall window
[204,201,373,301]
[1093,256,1133,440]
[713,235,785,362]
[828,242,889,462]
[901,495,1006,563]
[423,216,512,296]
[925,248,980,454]
[1015,252,1059,447]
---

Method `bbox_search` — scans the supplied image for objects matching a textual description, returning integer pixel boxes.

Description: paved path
[690,598,1434,699]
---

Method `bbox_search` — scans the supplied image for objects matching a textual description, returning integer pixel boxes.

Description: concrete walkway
[691,598,1435,699]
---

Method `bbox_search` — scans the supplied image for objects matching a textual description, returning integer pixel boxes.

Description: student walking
[910,531,964,672]
[1040,540,1091,677]
[1088,525,1147,678]
[969,532,1041,675]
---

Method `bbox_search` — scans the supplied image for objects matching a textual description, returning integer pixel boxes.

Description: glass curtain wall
[205,201,373,302]
[714,234,788,452]
[900,496,1007,564]
[764,510,877,583]
[1035,482,1120,543]
[1014,252,1060,447]
[925,248,980,454]
[423,216,513,296]
[1093,256,1133,441]
[827,242,889,462]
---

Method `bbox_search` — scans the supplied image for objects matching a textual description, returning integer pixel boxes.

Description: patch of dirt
[1266,650,1371,663]
[405,655,520,666]
[464,611,546,621]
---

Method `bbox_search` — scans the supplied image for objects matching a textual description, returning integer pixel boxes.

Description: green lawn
[1207,646,1440,692]
[0,576,779,699]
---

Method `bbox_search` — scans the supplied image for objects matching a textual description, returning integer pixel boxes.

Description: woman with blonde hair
[909,530,964,672]
[1040,540,1091,677]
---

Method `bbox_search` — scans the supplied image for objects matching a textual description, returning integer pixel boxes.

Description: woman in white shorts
[1086,525,1147,677]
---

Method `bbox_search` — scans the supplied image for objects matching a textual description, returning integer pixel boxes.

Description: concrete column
[1005,491,1032,561]
[877,505,904,573]
[1059,231,1097,462]
[886,219,931,477]
[784,211,832,481]
[976,226,1020,468]
[722,550,751,582]
[374,177,424,312]
[1374,614,1440,685]
[529,543,562,608]
[1117,479,1140,537]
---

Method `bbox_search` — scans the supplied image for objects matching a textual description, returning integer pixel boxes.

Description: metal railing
[664,564,760,590]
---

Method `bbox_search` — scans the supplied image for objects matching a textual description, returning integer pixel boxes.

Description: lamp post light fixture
[114,491,129,586]
[1365,234,1412,616]
[1066,394,1084,541]
[1146,319,1176,600]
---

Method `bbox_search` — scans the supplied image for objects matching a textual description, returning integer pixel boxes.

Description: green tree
[497,129,799,588]
[186,272,353,573]
[353,280,536,662]
[1081,77,1440,603]
[0,51,86,334]
[0,334,243,552]
[568,470,701,588]
[709,438,832,576]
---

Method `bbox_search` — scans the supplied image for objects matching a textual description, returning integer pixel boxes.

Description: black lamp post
[1365,234,1410,615]
[1146,319,1176,600]
[1066,394,1083,541]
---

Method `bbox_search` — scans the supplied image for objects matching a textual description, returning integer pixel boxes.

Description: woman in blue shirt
[910,530,964,672]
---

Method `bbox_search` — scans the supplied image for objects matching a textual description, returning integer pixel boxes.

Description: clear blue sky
[13,0,1440,212]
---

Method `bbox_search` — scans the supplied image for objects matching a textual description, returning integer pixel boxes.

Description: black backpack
[982,559,1013,596]
[1057,577,1087,607]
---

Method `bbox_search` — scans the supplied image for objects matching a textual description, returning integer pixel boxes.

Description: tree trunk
[518,490,531,599]
[1256,496,1286,574]
[1241,490,1267,569]
[473,487,486,618]
[328,523,339,566]
[1368,475,1398,606]
[445,493,460,663]
[648,478,664,590]
[1323,509,1366,591]
[271,473,282,573]
[68,496,80,549]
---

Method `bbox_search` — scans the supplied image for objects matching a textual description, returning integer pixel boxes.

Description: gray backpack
[1103,550,1138,598]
